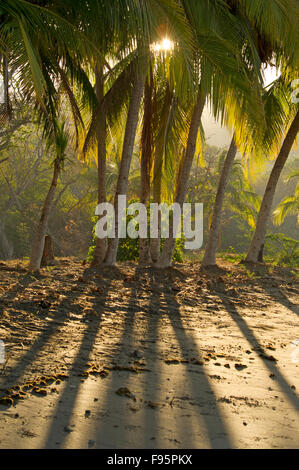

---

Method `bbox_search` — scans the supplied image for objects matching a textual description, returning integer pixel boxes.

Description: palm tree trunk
[246,109,299,263]
[150,86,172,264]
[29,160,60,271]
[104,68,146,266]
[91,64,107,266]
[139,73,153,265]
[150,168,162,263]
[156,86,205,268]
[202,137,238,267]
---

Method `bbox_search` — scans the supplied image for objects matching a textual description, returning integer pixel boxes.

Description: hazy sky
[203,66,280,148]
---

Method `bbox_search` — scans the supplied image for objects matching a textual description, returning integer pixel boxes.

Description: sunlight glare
[151,37,174,53]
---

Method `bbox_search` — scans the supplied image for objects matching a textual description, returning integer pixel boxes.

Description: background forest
[0,0,298,269]
[0,118,298,265]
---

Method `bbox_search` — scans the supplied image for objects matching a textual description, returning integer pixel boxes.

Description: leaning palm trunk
[150,86,173,264]
[139,70,153,265]
[138,168,151,265]
[104,69,146,266]
[29,160,60,271]
[92,64,107,266]
[246,109,299,263]
[202,137,238,267]
[156,87,205,268]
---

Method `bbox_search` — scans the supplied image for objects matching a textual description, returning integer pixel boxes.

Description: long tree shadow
[214,288,299,411]
[151,268,233,449]
[88,265,158,448]
[0,265,112,391]
[0,267,38,317]
[43,266,119,448]
[0,267,44,382]
[90,265,201,449]
[91,266,210,449]
[245,264,298,317]
[0,269,64,388]
[141,268,209,448]
[141,268,162,448]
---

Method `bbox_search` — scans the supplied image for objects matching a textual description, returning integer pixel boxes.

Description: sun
[161,38,173,51]
[151,37,174,53]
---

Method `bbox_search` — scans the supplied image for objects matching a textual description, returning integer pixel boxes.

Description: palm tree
[139,64,154,265]
[202,0,299,267]
[246,108,299,263]
[138,39,193,265]
[202,137,238,266]
[156,85,206,267]
[90,62,108,265]
[272,170,299,226]
[66,0,136,266]
[156,0,263,268]
[102,1,193,266]
[1,0,94,106]
[148,70,190,264]
[104,58,148,265]
[1,0,99,270]
[29,120,68,271]
[74,0,193,267]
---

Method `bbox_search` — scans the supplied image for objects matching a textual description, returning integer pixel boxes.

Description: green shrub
[265,233,299,267]
[87,201,185,263]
